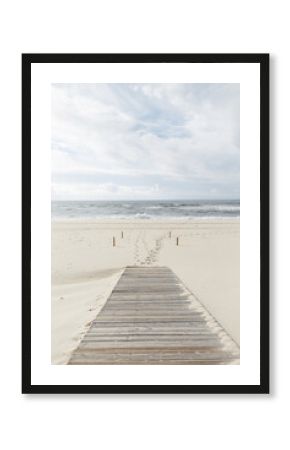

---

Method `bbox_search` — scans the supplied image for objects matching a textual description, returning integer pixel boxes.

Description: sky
[51,83,240,201]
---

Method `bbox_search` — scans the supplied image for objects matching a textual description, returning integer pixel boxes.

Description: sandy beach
[51,219,240,364]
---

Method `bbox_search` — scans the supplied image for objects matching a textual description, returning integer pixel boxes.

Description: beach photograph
[51,83,240,365]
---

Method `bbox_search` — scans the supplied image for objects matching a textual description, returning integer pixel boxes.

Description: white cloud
[52,181,161,201]
[52,83,240,200]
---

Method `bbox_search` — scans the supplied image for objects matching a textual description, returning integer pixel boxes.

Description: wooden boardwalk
[69,266,239,365]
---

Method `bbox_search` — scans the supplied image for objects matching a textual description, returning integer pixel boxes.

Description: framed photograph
[22,53,269,394]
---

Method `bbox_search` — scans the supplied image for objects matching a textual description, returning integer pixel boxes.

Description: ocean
[51,200,240,220]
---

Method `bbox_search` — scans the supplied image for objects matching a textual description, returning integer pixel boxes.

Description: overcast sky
[51,83,240,200]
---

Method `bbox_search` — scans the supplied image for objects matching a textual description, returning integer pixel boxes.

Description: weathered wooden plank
[70,351,238,360]
[97,314,206,319]
[77,341,223,350]
[88,327,212,335]
[69,266,240,365]
[69,360,237,365]
[72,346,238,355]
[115,290,183,294]
[90,319,208,325]
[101,307,202,313]
[84,328,213,339]
[69,354,239,364]
[69,349,240,364]
[81,334,221,342]
[108,298,190,301]
[107,301,192,306]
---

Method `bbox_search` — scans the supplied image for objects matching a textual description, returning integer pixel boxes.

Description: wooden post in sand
[176,237,179,246]
[121,231,124,239]
[169,231,171,239]
[113,236,116,247]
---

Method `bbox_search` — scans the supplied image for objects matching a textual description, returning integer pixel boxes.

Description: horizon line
[51,198,240,202]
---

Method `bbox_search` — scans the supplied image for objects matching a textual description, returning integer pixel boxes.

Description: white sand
[51,220,240,364]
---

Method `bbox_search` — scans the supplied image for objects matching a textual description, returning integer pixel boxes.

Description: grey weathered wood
[69,266,240,365]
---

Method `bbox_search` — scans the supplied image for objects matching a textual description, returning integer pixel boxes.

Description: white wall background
[0,1,284,449]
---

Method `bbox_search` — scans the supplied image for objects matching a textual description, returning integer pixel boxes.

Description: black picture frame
[22,53,269,394]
